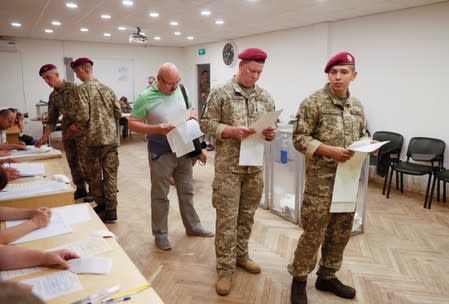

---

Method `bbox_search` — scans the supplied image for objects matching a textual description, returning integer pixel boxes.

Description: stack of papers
[9,162,45,177]
[0,181,69,200]
[166,109,203,157]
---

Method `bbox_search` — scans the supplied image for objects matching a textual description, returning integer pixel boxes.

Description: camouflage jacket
[77,79,121,146]
[47,81,82,139]
[200,78,275,174]
[293,83,367,198]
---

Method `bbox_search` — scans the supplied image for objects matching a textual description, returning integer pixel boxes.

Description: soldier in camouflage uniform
[70,58,121,223]
[289,52,368,304]
[36,64,89,201]
[200,48,276,296]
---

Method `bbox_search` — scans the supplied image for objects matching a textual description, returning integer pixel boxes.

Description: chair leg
[444,181,447,203]
[400,172,404,193]
[387,168,394,199]
[424,174,433,209]
[428,175,438,209]
[437,179,440,202]
[382,166,390,195]
[396,170,399,190]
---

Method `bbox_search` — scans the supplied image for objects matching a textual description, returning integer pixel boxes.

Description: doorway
[196,63,210,115]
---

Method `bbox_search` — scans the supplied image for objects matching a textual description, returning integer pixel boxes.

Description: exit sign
[198,48,206,55]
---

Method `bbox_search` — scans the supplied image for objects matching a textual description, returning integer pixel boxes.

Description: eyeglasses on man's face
[158,75,181,88]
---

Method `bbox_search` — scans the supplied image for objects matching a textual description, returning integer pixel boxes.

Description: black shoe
[93,204,105,214]
[206,145,215,151]
[200,142,207,149]
[291,277,307,304]
[74,188,87,200]
[315,277,356,299]
[98,210,117,223]
[84,195,94,203]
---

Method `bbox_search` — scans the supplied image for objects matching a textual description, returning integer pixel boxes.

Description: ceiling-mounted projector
[129,27,148,44]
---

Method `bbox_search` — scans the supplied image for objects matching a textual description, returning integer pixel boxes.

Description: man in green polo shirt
[128,62,213,251]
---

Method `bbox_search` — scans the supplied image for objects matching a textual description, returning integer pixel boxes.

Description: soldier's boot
[93,204,105,214]
[98,209,117,223]
[291,277,307,304]
[74,188,87,200]
[236,258,261,274]
[215,275,232,296]
[315,277,356,299]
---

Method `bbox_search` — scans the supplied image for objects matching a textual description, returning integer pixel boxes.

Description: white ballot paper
[239,110,283,166]
[10,162,45,177]
[21,271,83,302]
[68,257,112,274]
[330,140,389,213]
[166,109,203,157]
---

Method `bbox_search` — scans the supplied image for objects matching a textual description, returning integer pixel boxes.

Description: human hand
[189,108,198,120]
[34,137,46,147]
[329,147,354,162]
[3,167,20,180]
[42,249,80,269]
[231,126,256,141]
[262,127,276,141]
[13,144,26,150]
[30,208,52,228]
[158,123,175,135]
[0,150,11,157]
[371,139,380,156]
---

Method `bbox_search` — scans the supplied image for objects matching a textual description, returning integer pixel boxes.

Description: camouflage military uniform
[200,78,275,277]
[77,79,121,211]
[288,83,367,280]
[47,80,88,191]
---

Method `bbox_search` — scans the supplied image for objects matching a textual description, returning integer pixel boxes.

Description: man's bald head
[157,63,180,95]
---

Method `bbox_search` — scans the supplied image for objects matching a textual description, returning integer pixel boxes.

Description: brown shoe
[315,277,356,299]
[237,258,261,274]
[216,275,232,296]
[291,277,307,304]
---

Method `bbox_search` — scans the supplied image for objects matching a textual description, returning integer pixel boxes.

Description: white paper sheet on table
[176,119,203,144]
[330,140,389,213]
[0,181,69,200]
[68,257,112,274]
[6,211,72,244]
[21,271,83,302]
[239,110,283,166]
[9,162,45,176]
[9,145,53,156]
[55,204,91,225]
[0,237,112,281]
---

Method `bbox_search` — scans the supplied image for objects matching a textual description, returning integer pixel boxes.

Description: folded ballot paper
[166,109,203,157]
[330,140,389,213]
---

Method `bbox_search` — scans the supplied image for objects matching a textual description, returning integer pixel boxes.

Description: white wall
[1,38,184,137]
[183,2,449,192]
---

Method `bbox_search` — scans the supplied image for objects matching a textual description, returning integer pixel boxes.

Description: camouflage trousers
[288,192,354,280]
[63,136,88,190]
[84,145,119,211]
[212,170,263,277]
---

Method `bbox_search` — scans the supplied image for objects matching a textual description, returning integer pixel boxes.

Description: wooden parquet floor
[58,136,449,304]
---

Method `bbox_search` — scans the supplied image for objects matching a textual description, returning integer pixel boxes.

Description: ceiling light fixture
[169,21,179,26]
[80,28,88,32]
[122,0,133,6]
[104,33,111,37]
[187,36,194,40]
[44,29,53,33]
[51,21,61,26]
[101,14,111,19]
[149,12,159,18]
[174,31,181,35]
[153,36,161,40]
[118,26,127,31]
[201,10,211,16]
[11,22,22,27]
[215,20,224,25]
[66,2,78,9]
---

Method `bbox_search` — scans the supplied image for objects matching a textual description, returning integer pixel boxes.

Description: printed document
[21,271,83,302]
[330,140,389,212]
[0,181,69,200]
[68,257,112,274]
[9,162,45,176]
[166,109,203,157]
[239,110,283,166]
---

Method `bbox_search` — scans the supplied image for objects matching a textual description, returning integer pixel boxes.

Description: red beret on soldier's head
[39,64,57,76]
[324,52,355,73]
[238,48,268,63]
[70,57,94,69]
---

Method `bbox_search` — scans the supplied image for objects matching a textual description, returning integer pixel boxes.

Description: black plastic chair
[428,168,449,209]
[369,131,404,196]
[387,137,445,208]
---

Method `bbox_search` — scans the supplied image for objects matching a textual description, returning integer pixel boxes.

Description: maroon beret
[324,52,355,73]
[238,48,268,63]
[39,64,57,76]
[70,57,93,69]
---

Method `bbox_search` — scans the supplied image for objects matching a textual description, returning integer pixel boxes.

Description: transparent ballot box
[264,129,368,235]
